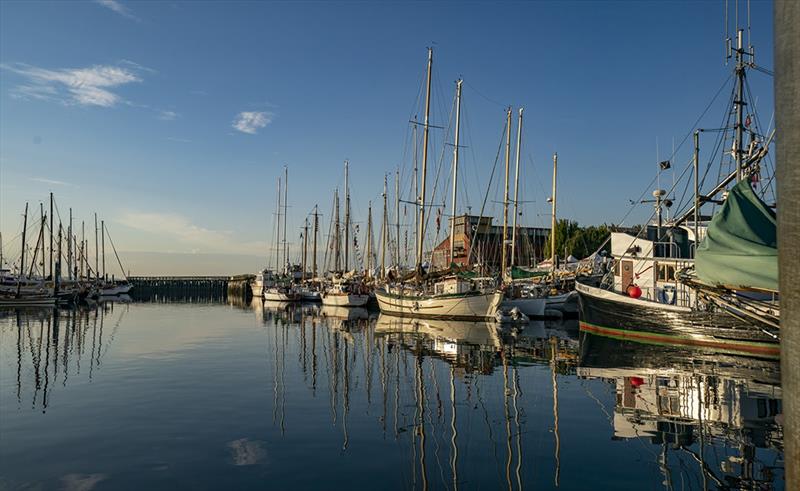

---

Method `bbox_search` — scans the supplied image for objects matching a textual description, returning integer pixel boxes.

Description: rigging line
[467,113,508,266]
[462,79,508,108]
[612,73,735,237]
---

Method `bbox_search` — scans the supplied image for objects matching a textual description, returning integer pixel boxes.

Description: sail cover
[695,179,778,291]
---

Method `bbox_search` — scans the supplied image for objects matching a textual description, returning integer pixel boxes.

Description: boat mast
[49,192,53,279]
[313,205,319,278]
[412,115,419,266]
[365,202,372,279]
[549,153,558,274]
[511,108,523,269]
[17,203,28,297]
[80,221,85,280]
[101,219,106,281]
[302,218,309,281]
[693,131,700,255]
[275,177,282,273]
[501,107,512,280]
[733,28,746,182]
[395,169,400,269]
[94,213,99,284]
[56,224,62,295]
[283,165,289,274]
[67,208,72,280]
[345,161,351,271]
[416,48,433,272]
[448,79,463,268]
[334,189,341,272]
[381,174,388,279]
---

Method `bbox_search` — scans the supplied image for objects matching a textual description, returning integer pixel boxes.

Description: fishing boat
[577,26,779,358]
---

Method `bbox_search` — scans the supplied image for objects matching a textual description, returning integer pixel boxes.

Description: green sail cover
[695,179,778,291]
[510,266,549,280]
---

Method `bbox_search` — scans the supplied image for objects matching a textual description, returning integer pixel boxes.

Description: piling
[775,0,799,486]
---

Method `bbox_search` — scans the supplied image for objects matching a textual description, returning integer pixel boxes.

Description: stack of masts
[1,193,132,306]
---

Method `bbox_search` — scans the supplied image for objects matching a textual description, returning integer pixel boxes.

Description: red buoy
[629,376,645,388]
[626,284,642,299]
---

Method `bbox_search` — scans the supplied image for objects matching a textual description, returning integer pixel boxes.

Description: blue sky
[0,0,774,275]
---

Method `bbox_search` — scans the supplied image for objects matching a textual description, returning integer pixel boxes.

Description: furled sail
[695,179,778,292]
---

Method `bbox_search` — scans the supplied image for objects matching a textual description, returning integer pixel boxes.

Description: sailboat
[375,50,502,321]
[264,167,301,302]
[576,24,779,358]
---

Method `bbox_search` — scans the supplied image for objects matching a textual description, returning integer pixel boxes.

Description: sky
[0,0,775,275]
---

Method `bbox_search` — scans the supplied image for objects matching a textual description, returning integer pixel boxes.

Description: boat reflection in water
[579,331,783,489]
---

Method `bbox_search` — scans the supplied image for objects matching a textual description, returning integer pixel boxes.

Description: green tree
[544,220,610,260]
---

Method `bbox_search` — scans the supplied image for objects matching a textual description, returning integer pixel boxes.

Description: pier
[128,275,252,300]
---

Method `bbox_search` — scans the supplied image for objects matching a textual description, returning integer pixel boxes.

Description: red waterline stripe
[580,321,780,357]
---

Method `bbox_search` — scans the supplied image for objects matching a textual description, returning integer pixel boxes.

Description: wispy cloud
[158,110,178,121]
[232,111,273,134]
[117,211,264,255]
[30,177,74,187]
[1,63,142,107]
[94,0,139,21]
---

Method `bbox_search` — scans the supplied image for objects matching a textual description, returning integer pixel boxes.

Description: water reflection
[1,299,129,414]
[0,300,784,490]
[579,332,783,489]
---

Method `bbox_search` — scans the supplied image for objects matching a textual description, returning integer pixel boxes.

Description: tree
[543,220,610,260]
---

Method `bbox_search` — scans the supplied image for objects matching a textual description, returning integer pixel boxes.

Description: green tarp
[695,180,778,291]
[510,266,549,280]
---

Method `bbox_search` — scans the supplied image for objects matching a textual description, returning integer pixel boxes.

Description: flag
[659,160,671,170]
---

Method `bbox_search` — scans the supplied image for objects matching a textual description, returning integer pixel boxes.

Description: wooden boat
[376,276,502,321]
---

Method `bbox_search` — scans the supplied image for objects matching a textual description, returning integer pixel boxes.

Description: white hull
[545,291,578,313]
[375,289,502,320]
[500,297,546,317]
[264,290,298,302]
[321,292,369,307]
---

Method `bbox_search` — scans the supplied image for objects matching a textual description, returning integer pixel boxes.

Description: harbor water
[0,298,784,490]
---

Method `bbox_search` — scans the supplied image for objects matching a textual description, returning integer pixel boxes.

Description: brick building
[430,214,550,270]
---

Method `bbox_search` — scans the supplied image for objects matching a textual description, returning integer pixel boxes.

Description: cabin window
[614,262,620,276]
[435,283,444,295]
[657,263,676,282]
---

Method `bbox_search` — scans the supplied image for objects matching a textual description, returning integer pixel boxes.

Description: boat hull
[500,296,546,317]
[321,293,369,307]
[575,281,779,359]
[0,296,56,307]
[264,290,300,302]
[375,289,503,321]
[545,291,578,314]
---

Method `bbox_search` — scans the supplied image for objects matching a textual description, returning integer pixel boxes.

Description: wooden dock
[128,275,254,299]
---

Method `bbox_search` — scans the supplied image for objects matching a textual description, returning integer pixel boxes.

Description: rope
[103,223,128,280]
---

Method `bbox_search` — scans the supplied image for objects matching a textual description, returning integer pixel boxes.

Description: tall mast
[94,213,99,283]
[381,174,388,279]
[302,218,309,281]
[395,169,400,269]
[283,166,289,273]
[101,219,106,281]
[313,205,319,278]
[412,115,419,266]
[511,108,523,268]
[67,208,72,280]
[49,192,53,279]
[334,189,341,272]
[17,203,28,297]
[448,79,463,268]
[275,177,282,272]
[693,131,700,256]
[56,224,62,295]
[550,153,558,274]
[501,107,512,280]
[416,47,433,271]
[733,29,745,182]
[365,202,372,279]
[80,221,85,280]
[344,160,350,271]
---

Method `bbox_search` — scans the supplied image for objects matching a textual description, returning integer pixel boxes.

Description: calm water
[0,298,784,490]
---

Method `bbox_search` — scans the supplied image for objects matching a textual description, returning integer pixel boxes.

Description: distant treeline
[543,220,634,259]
